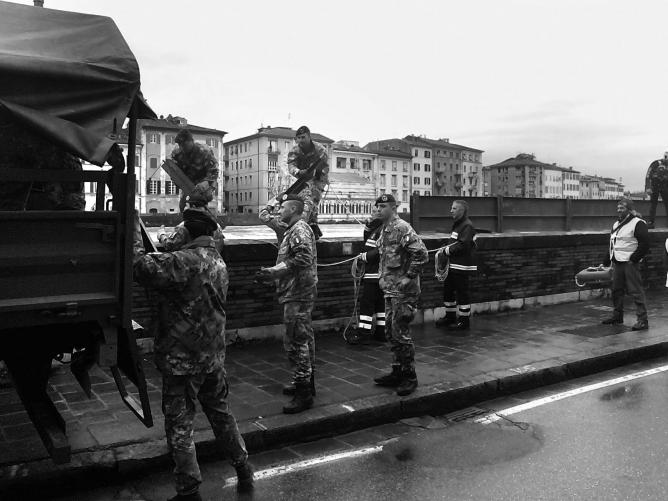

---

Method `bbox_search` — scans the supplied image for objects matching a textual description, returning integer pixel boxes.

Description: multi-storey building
[579,175,607,199]
[403,135,484,197]
[603,177,625,199]
[487,154,547,197]
[83,115,225,213]
[223,126,333,213]
[363,140,413,211]
[562,167,581,199]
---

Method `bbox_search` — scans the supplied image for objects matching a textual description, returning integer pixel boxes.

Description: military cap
[295,125,310,136]
[618,197,635,209]
[175,129,193,144]
[375,193,397,205]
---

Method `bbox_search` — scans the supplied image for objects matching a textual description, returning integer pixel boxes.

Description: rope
[434,247,450,282]
[342,255,366,342]
[317,255,359,267]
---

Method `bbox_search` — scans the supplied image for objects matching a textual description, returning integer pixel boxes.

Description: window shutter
[157,181,161,194]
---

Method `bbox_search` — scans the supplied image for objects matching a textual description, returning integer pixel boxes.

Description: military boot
[396,368,418,396]
[373,365,402,387]
[282,372,315,396]
[235,462,254,492]
[282,381,314,414]
[435,314,457,328]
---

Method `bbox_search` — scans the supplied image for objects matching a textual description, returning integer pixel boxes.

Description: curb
[2,338,667,497]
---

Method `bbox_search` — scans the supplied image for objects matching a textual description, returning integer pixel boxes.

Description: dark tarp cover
[0,1,156,165]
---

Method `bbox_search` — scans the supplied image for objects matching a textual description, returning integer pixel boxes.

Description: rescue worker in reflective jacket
[287,125,329,228]
[255,194,318,413]
[436,199,477,330]
[373,194,428,396]
[347,207,387,344]
[600,198,650,331]
[171,129,219,212]
[132,205,253,501]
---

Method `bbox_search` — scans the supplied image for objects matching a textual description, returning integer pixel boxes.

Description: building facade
[363,140,413,210]
[223,126,333,213]
[83,115,225,213]
[403,135,483,197]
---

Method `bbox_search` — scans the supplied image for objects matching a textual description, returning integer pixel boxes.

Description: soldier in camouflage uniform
[133,206,253,501]
[645,151,668,228]
[158,194,226,253]
[171,129,219,212]
[256,194,318,414]
[287,125,329,227]
[0,120,85,211]
[373,194,428,397]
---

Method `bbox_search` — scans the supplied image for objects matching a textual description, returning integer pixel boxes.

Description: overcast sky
[15,0,668,190]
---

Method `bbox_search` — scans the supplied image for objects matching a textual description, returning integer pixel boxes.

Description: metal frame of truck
[0,1,155,464]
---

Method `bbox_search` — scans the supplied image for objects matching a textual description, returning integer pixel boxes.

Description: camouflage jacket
[0,122,85,211]
[159,222,225,253]
[287,141,329,194]
[133,236,228,376]
[378,215,428,298]
[171,142,219,186]
[645,159,668,191]
[259,206,288,245]
[275,219,318,303]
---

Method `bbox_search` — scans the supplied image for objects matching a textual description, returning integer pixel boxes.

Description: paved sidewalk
[1,289,667,492]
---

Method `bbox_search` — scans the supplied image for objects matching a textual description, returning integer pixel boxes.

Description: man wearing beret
[132,206,253,500]
[287,125,329,229]
[158,192,226,253]
[171,129,219,212]
[372,194,428,396]
[256,194,318,413]
[600,198,650,331]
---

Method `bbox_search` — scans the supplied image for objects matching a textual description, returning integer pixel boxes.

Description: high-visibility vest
[610,216,642,262]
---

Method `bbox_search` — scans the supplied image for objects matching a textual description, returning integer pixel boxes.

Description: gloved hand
[254,267,275,285]
[358,252,367,263]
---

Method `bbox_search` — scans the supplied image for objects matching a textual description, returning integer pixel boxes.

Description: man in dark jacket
[645,151,668,228]
[601,198,650,331]
[347,208,386,345]
[436,200,477,330]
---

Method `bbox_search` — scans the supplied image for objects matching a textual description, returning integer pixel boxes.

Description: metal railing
[410,195,664,233]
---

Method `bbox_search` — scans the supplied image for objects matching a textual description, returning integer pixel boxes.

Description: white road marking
[224,445,384,487]
[475,363,668,424]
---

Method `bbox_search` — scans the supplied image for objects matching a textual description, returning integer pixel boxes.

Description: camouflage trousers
[162,366,248,495]
[283,301,315,384]
[385,296,417,371]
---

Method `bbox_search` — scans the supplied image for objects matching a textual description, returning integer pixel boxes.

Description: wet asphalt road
[48,358,668,501]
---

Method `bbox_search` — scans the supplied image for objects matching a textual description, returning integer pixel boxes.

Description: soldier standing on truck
[132,206,253,501]
[372,194,428,397]
[171,129,219,212]
[644,150,668,228]
[287,125,329,230]
[255,194,318,414]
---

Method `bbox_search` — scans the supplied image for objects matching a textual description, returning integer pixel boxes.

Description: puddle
[378,421,543,468]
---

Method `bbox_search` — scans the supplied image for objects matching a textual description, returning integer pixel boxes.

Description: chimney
[34,0,44,6]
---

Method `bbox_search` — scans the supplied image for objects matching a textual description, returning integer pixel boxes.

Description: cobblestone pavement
[1,290,667,468]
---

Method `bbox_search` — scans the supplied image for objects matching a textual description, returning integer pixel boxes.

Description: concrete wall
[132,230,668,341]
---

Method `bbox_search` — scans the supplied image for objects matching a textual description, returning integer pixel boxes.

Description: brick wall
[132,230,668,335]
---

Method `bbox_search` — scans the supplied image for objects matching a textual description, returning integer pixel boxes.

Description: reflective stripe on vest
[610,217,641,262]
